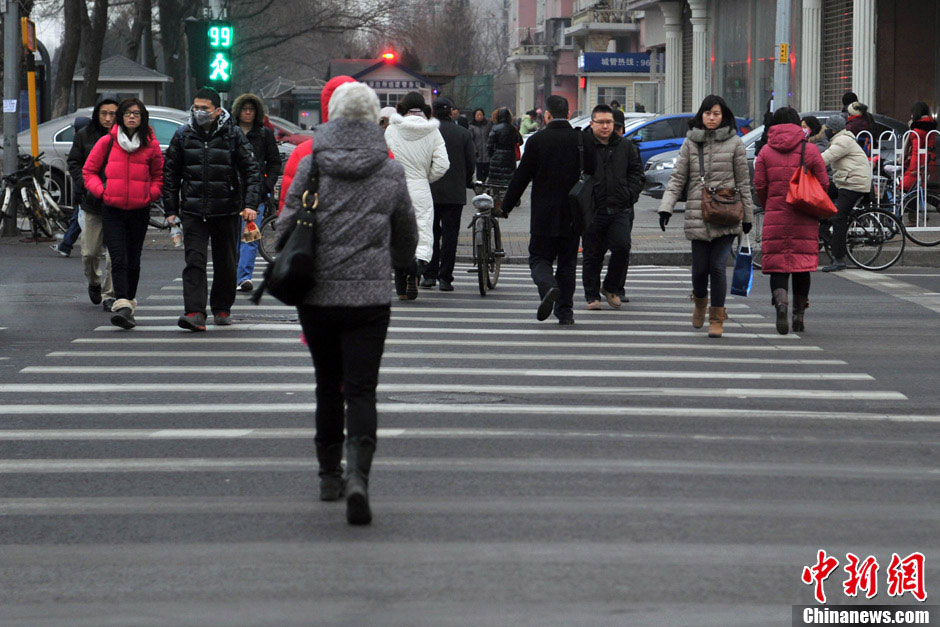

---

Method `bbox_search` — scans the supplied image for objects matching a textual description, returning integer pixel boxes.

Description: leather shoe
[438,279,453,292]
[88,284,102,305]
[558,318,575,325]
[537,287,560,321]
[420,277,436,288]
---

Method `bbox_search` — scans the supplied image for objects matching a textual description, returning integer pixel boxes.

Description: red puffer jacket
[754,124,829,274]
[902,117,938,191]
[83,125,164,210]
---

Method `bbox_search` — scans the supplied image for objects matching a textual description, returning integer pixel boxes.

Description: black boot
[316,442,344,502]
[345,436,376,525]
[394,269,408,301]
[772,288,789,335]
[792,294,809,333]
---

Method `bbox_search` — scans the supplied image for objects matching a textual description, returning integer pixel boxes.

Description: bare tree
[51,0,85,115]
[157,0,199,109]
[77,0,110,106]
[127,0,157,68]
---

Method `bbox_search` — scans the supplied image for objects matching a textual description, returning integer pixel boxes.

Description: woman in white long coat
[384,92,449,299]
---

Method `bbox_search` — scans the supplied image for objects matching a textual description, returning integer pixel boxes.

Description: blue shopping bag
[730,234,753,297]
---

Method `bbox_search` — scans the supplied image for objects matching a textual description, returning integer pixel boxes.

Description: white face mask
[192,109,214,126]
[803,127,811,138]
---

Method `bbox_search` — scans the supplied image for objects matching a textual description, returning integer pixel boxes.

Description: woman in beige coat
[658,95,755,338]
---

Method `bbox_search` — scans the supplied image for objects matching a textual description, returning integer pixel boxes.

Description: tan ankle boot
[708,306,727,338]
[691,293,709,329]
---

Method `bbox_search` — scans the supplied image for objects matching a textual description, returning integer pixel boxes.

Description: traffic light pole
[773,0,791,110]
[3,0,20,179]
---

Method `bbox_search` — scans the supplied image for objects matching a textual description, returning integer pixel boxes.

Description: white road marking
[841,269,940,314]
[46,350,844,365]
[138,303,757,312]
[20,365,868,380]
[0,382,900,400]
[163,284,697,292]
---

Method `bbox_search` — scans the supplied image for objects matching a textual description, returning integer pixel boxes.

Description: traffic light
[205,22,233,89]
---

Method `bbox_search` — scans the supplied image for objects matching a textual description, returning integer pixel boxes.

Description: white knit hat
[379,106,396,120]
[328,82,381,124]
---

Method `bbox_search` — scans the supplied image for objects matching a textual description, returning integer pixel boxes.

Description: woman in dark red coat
[753,107,829,335]
[83,98,164,330]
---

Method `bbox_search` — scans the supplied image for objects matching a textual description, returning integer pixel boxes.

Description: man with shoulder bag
[581,104,645,310]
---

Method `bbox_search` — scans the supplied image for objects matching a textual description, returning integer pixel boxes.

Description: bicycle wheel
[41,190,70,232]
[258,214,278,263]
[24,188,53,238]
[846,209,905,271]
[486,219,502,289]
[473,218,488,296]
[900,190,940,246]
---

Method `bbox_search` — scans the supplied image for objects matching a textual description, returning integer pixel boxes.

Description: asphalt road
[0,238,938,627]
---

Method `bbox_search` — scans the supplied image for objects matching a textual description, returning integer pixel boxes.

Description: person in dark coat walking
[424,97,475,291]
[279,82,418,525]
[232,92,282,292]
[487,107,522,186]
[59,96,120,310]
[163,87,262,332]
[581,104,645,310]
[502,95,588,324]
[469,108,493,184]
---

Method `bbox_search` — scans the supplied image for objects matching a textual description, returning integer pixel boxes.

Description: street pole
[773,0,791,111]
[3,0,20,179]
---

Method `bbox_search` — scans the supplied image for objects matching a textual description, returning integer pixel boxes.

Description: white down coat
[385,113,449,262]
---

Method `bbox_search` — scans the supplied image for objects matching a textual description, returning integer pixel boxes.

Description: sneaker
[213,312,232,326]
[88,284,102,305]
[558,317,575,326]
[438,279,453,292]
[420,277,437,288]
[102,298,116,312]
[586,300,603,310]
[821,259,847,272]
[50,244,69,257]
[601,288,622,309]
[177,312,207,332]
[238,280,253,292]
[110,308,136,330]
[537,287,560,321]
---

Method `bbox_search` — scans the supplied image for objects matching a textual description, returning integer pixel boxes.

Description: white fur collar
[388,113,440,140]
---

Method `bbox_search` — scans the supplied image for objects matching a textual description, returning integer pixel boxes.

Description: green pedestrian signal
[205,22,233,88]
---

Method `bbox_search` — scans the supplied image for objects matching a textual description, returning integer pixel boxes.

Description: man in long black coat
[502,95,590,324]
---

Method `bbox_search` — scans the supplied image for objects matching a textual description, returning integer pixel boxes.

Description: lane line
[0,457,931,480]
[0,383,901,400]
[0,402,935,422]
[161,284,696,292]
[20,366,867,380]
[46,350,844,365]
[138,303,758,312]
[841,269,940,315]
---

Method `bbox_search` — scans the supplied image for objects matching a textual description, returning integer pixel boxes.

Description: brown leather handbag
[698,144,744,227]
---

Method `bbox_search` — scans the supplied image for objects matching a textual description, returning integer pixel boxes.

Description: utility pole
[772,0,791,110]
[3,0,20,179]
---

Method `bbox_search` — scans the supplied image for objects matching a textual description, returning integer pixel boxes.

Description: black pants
[475,162,489,184]
[830,188,866,260]
[297,305,391,445]
[426,203,463,283]
[769,272,811,297]
[581,209,633,302]
[181,213,240,315]
[101,205,149,301]
[691,234,736,308]
[528,233,579,321]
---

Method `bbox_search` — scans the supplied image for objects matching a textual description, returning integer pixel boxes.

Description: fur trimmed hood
[687,126,736,144]
[232,93,266,129]
[388,113,441,141]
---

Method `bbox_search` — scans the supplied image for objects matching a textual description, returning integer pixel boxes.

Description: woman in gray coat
[280,82,418,525]
[469,108,493,183]
[658,95,755,338]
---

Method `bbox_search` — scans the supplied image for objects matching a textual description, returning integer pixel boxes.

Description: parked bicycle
[819,196,906,271]
[258,212,278,264]
[0,153,69,238]
[468,182,505,296]
[872,168,940,246]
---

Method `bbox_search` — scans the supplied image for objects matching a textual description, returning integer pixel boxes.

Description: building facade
[507,0,940,123]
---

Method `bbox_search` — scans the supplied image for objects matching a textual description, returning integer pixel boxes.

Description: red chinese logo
[802,550,840,603]
[886,552,927,602]
[843,553,879,599]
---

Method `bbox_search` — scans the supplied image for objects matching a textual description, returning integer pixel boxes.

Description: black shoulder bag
[567,131,595,233]
[250,157,320,306]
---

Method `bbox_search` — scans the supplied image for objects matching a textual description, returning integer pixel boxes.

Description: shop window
[596,87,627,109]
[378,93,404,109]
[821,0,853,110]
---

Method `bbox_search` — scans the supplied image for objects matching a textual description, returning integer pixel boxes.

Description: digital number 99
[209,26,231,48]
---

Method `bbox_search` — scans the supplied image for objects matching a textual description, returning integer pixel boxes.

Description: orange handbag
[786,142,838,219]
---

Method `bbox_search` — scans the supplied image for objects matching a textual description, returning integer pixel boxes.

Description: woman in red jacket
[901,102,938,193]
[83,98,164,329]
[753,107,829,335]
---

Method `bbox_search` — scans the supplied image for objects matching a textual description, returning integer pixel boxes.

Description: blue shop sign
[578,53,650,73]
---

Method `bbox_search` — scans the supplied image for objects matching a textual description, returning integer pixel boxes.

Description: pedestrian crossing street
[0,261,935,621]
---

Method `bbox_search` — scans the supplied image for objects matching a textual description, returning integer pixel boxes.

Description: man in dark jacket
[163,87,262,331]
[424,97,475,291]
[502,95,588,324]
[582,104,645,310]
[232,92,281,292]
[59,96,119,310]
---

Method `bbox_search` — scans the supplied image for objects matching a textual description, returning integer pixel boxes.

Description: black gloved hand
[742,222,752,234]
[658,211,670,232]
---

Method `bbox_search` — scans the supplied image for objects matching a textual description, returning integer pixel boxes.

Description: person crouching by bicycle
[279,82,417,524]
[232,93,281,293]
[82,98,164,329]
[658,95,754,339]
[62,96,119,310]
[753,107,829,335]
[819,114,872,273]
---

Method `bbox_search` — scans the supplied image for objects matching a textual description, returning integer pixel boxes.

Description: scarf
[117,127,142,153]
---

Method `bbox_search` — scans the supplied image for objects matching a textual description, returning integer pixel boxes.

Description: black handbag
[568,132,594,233]
[250,157,320,306]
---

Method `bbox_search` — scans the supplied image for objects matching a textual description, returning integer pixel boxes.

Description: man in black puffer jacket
[581,103,645,310]
[163,87,262,331]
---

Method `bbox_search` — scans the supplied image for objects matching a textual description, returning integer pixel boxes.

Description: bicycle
[0,153,68,239]
[468,182,505,296]
[258,212,278,263]
[819,195,905,271]
[871,167,940,247]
